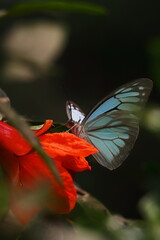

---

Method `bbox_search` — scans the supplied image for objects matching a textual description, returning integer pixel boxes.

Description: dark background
[0,0,160,219]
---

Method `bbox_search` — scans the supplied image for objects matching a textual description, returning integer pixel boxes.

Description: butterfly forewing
[66,100,85,124]
[84,78,153,123]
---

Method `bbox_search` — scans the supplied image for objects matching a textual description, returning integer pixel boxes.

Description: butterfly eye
[66,119,75,129]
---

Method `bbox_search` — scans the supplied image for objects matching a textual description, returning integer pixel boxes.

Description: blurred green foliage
[0,0,160,239]
[1,1,107,18]
[1,189,160,240]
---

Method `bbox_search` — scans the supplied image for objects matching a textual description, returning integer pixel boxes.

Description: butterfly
[66,78,153,170]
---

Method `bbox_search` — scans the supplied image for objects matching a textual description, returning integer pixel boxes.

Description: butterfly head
[66,100,85,136]
[66,118,75,129]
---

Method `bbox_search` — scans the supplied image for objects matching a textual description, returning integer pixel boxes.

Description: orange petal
[0,148,19,184]
[56,155,91,172]
[0,122,32,156]
[10,187,41,226]
[10,152,77,225]
[40,132,98,158]
[34,120,53,136]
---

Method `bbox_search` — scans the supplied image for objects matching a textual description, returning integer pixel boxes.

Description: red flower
[0,120,98,225]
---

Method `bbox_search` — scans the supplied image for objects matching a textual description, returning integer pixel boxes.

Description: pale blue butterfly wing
[82,111,139,169]
[66,78,153,170]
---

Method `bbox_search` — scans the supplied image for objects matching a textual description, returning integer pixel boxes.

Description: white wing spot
[139,86,144,90]
[133,83,139,86]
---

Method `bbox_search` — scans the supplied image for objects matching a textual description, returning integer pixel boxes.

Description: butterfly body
[66,78,153,170]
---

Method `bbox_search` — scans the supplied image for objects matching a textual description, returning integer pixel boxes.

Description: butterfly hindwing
[83,111,139,169]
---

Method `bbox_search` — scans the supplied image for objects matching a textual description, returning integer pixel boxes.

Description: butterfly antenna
[66,122,77,133]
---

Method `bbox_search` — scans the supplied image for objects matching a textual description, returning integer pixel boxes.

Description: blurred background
[0,0,160,221]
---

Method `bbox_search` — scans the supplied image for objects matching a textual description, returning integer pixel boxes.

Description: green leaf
[67,189,110,231]
[140,194,160,223]
[139,194,160,240]
[0,101,62,185]
[2,1,108,18]
[29,120,68,133]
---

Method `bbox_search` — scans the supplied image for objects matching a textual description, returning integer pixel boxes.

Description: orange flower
[0,120,98,225]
